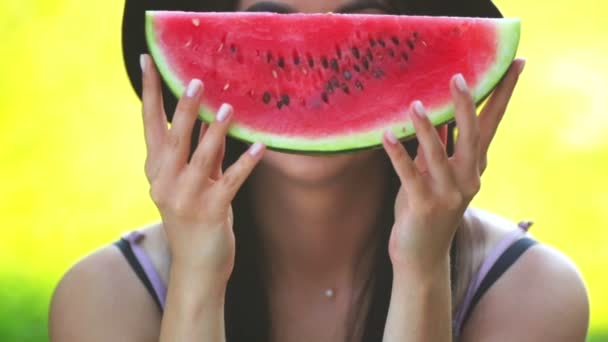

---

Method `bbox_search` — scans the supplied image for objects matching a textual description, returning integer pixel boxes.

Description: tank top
[114,220,536,340]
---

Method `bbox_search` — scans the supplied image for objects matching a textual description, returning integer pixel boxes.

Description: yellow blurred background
[0,0,606,340]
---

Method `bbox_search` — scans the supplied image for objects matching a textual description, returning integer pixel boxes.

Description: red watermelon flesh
[145,12,520,153]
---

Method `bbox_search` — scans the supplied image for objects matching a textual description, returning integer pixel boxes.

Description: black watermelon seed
[262,92,271,104]
[281,94,290,105]
[392,36,400,45]
[343,70,352,80]
[294,55,300,65]
[330,77,339,87]
[373,70,384,79]
[369,39,377,47]
[366,48,374,61]
[230,44,237,53]
[355,80,364,90]
[277,101,284,109]
[352,47,360,59]
[362,58,370,70]
[330,58,339,72]
[266,51,273,63]
[407,40,415,50]
[322,92,329,103]
[326,82,334,93]
[378,39,386,47]
[308,55,314,67]
[342,85,350,94]
[277,57,285,68]
[388,49,395,57]
[354,65,361,72]
[402,52,409,61]
[322,57,329,69]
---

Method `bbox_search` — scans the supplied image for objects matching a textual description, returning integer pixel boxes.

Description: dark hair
[121,1,502,340]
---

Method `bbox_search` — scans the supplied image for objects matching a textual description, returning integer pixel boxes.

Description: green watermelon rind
[145,12,520,154]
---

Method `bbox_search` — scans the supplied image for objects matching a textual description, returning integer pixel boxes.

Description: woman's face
[237,0,392,184]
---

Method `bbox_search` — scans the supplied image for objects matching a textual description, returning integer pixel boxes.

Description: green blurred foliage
[0,0,606,340]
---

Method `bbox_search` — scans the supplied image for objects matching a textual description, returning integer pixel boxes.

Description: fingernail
[517,59,526,76]
[186,79,203,98]
[216,103,232,122]
[249,142,265,157]
[140,54,147,72]
[455,74,468,92]
[385,130,399,145]
[413,100,426,118]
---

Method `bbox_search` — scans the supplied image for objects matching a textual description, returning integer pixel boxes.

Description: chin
[259,149,382,186]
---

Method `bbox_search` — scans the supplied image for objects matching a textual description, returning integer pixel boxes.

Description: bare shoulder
[461,208,589,342]
[462,207,524,247]
[49,224,165,341]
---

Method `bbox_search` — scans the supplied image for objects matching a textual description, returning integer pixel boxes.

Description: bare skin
[48,211,589,341]
[49,0,589,341]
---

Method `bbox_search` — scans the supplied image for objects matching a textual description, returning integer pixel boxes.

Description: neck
[249,154,390,290]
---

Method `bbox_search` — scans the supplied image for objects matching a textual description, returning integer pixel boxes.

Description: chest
[269,291,367,342]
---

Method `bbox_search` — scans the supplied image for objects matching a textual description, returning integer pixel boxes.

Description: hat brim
[122,1,503,115]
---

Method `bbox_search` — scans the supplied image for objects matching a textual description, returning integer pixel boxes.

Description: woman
[49,0,589,341]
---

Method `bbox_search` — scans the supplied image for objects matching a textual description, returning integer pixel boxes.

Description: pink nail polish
[385,130,399,145]
[454,74,468,92]
[413,101,426,118]
[216,103,232,122]
[186,79,202,97]
[249,142,265,156]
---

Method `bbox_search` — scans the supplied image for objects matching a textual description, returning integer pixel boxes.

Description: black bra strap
[114,239,163,311]
[461,237,537,327]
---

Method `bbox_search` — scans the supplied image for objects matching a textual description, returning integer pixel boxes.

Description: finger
[410,101,454,187]
[451,74,480,171]
[478,58,526,155]
[414,142,427,172]
[218,142,266,203]
[198,122,208,142]
[414,126,446,172]
[210,136,226,180]
[197,121,225,179]
[437,125,448,146]
[196,120,209,157]
[190,103,233,178]
[164,78,204,173]
[383,130,426,196]
[196,121,224,180]
[141,54,168,160]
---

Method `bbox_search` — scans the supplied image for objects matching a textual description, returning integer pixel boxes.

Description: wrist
[392,255,451,287]
[385,257,453,342]
[169,263,228,306]
[161,264,228,342]
[172,255,233,283]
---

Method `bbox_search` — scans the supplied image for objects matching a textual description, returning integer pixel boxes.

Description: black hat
[122,0,503,115]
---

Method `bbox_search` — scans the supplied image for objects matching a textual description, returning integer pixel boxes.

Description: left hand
[383,58,526,275]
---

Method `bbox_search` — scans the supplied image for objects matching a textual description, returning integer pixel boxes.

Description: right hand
[140,54,266,283]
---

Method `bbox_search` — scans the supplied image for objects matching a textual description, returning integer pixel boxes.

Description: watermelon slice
[145,11,520,153]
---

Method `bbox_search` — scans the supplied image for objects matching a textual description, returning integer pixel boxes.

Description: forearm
[159,264,227,342]
[383,259,452,342]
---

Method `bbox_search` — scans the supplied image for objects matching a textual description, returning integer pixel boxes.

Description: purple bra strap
[123,231,167,309]
[452,221,533,336]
